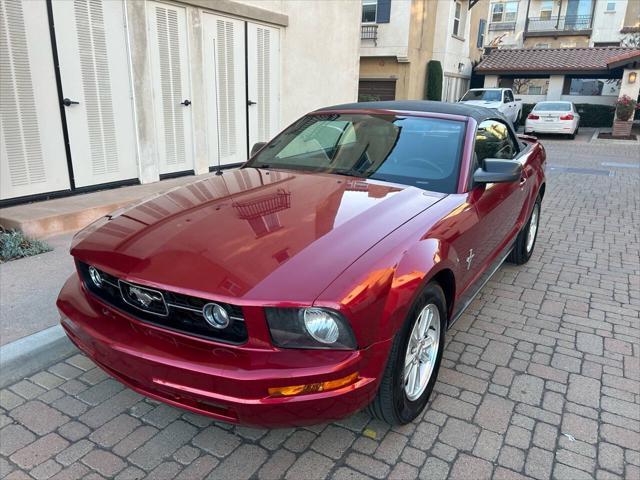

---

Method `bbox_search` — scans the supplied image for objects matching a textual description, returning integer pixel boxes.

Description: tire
[368,283,446,425]
[507,196,541,265]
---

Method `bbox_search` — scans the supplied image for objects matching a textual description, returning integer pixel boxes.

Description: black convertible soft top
[316,100,500,124]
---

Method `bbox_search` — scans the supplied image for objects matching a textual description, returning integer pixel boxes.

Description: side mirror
[251,142,267,156]
[473,159,522,184]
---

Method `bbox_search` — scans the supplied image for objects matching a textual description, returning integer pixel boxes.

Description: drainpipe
[525,0,531,38]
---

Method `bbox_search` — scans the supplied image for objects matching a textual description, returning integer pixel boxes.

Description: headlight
[265,307,356,350]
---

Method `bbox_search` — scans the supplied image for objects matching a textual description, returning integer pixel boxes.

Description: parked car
[459,88,523,126]
[57,101,546,427]
[525,101,581,139]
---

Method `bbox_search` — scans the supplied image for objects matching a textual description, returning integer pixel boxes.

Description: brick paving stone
[440,417,479,451]
[128,420,197,470]
[257,449,296,480]
[332,467,370,480]
[30,459,62,480]
[474,394,514,433]
[9,400,69,435]
[1,424,36,457]
[345,452,390,479]
[112,425,158,457]
[418,456,450,479]
[509,374,544,405]
[532,422,558,450]
[562,412,598,443]
[49,461,90,480]
[10,433,69,470]
[450,453,493,480]
[147,461,182,479]
[114,466,145,480]
[389,462,418,480]
[9,380,46,400]
[473,430,503,461]
[598,442,624,475]
[81,450,126,477]
[577,332,604,355]
[567,374,601,408]
[311,425,356,460]
[175,455,218,480]
[55,439,94,466]
[373,431,407,464]
[525,446,554,480]
[498,445,525,471]
[88,414,140,448]
[286,451,334,479]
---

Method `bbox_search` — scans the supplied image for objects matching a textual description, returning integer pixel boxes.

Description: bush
[519,103,616,127]
[614,94,637,121]
[425,60,443,101]
[0,228,52,263]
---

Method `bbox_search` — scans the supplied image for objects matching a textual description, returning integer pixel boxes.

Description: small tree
[425,60,443,101]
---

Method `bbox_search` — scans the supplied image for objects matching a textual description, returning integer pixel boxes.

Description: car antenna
[212,38,223,176]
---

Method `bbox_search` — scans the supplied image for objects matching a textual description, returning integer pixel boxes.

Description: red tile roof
[475,47,640,75]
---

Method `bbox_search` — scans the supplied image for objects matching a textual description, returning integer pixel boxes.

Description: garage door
[358,80,396,101]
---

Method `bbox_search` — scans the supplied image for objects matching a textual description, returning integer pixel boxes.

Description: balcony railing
[488,21,517,31]
[526,15,593,35]
[361,25,378,45]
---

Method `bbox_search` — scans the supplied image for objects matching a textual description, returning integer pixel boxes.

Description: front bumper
[57,274,390,427]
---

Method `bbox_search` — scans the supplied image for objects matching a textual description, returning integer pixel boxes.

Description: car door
[466,119,530,275]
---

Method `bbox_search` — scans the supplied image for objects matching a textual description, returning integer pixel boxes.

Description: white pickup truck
[459,88,523,126]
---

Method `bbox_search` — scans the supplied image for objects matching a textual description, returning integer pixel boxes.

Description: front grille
[77,262,247,344]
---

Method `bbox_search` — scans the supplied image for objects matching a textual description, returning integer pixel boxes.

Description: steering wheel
[404,157,446,176]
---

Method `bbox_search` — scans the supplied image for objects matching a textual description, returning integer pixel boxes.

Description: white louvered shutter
[147,2,193,175]
[203,14,246,167]
[52,0,138,188]
[247,23,279,149]
[0,0,69,200]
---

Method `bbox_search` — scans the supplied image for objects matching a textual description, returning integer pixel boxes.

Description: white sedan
[524,101,581,139]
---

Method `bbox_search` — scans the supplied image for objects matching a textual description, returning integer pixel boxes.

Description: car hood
[72,168,444,303]
[460,100,502,109]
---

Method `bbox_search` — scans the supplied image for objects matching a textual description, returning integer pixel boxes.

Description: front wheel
[368,283,446,425]
[507,196,541,265]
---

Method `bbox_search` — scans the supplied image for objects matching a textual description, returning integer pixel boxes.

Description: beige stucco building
[358,0,489,102]
[0,0,361,204]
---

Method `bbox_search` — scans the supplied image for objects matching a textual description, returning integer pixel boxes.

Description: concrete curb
[0,325,78,388]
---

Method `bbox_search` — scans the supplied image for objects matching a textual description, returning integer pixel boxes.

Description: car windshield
[461,90,502,102]
[533,102,572,112]
[246,113,466,193]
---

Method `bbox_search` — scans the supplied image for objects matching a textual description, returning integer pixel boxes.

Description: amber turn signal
[268,372,359,397]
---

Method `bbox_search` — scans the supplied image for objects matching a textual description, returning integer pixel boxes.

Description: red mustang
[57,101,545,426]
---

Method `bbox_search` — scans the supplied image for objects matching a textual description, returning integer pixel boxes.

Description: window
[461,89,502,101]
[477,19,487,48]
[248,114,467,193]
[475,120,518,162]
[540,0,553,19]
[606,1,616,12]
[533,102,573,112]
[504,90,514,103]
[453,1,463,37]
[511,78,550,95]
[491,2,518,23]
[528,86,542,94]
[362,0,377,23]
[535,43,550,48]
[594,41,620,47]
[566,78,621,96]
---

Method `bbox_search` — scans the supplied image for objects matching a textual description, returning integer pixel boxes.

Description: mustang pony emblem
[128,286,162,308]
[466,249,475,271]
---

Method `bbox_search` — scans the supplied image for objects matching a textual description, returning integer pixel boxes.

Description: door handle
[519,176,527,186]
[247,100,257,106]
[62,98,79,107]
[181,99,191,106]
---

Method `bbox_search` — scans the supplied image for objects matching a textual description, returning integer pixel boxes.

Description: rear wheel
[507,196,541,265]
[368,283,446,425]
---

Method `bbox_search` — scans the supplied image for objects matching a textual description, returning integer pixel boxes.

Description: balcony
[525,15,593,37]
[361,25,378,45]
[488,22,516,32]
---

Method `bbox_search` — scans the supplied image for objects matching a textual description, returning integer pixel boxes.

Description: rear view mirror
[474,159,522,184]
[251,142,267,156]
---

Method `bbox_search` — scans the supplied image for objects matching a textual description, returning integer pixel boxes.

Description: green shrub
[519,103,616,127]
[0,229,52,263]
[425,60,443,101]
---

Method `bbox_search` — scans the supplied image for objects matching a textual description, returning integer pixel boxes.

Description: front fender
[382,238,459,340]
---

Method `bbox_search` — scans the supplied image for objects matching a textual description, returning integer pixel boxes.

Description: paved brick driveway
[1,137,639,480]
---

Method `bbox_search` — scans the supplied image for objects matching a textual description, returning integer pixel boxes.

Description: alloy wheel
[404,304,440,401]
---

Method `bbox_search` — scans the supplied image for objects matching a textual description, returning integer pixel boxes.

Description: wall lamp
[629,71,637,84]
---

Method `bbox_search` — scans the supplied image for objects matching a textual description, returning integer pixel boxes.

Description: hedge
[519,103,616,127]
[425,60,443,101]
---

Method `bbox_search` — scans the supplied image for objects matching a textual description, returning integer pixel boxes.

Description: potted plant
[612,94,637,137]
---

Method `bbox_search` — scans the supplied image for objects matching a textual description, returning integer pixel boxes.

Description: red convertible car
[57,101,545,426]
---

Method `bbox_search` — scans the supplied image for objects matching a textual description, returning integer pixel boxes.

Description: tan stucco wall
[404,0,437,100]
[623,0,640,29]
[468,0,489,63]
[359,57,411,99]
